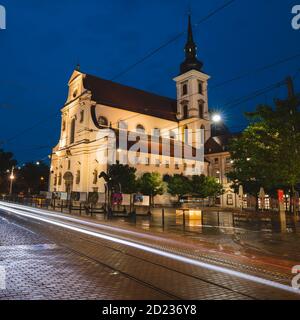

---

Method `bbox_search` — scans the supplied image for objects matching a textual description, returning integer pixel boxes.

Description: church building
[49,16,238,208]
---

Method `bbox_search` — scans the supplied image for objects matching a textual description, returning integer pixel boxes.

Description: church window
[98,116,108,128]
[182,83,188,96]
[183,105,188,119]
[62,120,66,132]
[136,124,145,133]
[80,110,84,123]
[58,173,62,186]
[198,81,203,94]
[70,118,76,144]
[76,170,80,184]
[199,101,204,118]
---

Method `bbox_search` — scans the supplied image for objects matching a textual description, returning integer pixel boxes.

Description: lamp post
[9,166,15,196]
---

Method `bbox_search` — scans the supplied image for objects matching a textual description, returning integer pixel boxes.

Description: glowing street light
[9,166,15,195]
[36,161,40,166]
[212,114,222,123]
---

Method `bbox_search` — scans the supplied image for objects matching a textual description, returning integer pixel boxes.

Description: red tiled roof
[83,73,178,122]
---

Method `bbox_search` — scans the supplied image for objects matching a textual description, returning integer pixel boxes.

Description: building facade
[49,16,238,207]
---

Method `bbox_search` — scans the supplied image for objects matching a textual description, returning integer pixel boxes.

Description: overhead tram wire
[110,0,236,81]
[0,110,61,146]
[211,52,300,90]
[10,0,296,158]
[6,1,297,150]
[0,1,237,149]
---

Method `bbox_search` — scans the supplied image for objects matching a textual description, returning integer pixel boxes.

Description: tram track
[0,202,299,300]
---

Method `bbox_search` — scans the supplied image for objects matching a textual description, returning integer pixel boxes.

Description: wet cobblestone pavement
[0,202,299,300]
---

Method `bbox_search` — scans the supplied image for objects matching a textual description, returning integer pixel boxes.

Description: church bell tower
[174,15,211,144]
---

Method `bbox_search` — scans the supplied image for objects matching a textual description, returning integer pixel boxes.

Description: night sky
[0,0,300,164]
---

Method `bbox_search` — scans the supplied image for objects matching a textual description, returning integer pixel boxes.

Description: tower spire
[180,14,203,75]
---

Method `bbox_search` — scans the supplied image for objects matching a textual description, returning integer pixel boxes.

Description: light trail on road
[0,202,299,296]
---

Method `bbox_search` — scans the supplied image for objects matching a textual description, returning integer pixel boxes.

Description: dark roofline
[82,71,178,122]
[85,72,176,103]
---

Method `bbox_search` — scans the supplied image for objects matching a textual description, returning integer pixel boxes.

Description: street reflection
[104,207,300,237]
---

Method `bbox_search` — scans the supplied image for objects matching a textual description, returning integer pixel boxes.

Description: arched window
[183,105,188,119]
[70,118,76,144]
[97,116,108,128]
[182,83,188,96]
[136,124,145,133]
[62,120,66,131]
[54,174,57,186]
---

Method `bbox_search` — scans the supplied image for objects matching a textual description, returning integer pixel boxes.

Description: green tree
[166,174,192,202]
[16,161,49,194]
[137,172,165,206]
[228,78,300,213]
[227,123,281,198]
[192,175,224,202]
[107,162,138,194]
[0,149,17,193]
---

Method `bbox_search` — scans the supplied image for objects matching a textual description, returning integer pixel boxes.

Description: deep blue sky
[0,0,300,164]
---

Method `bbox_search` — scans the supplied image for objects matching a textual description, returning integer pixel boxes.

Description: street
[0,201,299,300]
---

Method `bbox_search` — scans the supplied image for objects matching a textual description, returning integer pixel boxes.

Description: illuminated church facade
[49,17,238,207]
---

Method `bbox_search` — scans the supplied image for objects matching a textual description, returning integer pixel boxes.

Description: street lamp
[212,114,222,123]
[9,166,15,195]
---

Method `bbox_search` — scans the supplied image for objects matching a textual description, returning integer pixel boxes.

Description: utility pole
[284,76,299,215]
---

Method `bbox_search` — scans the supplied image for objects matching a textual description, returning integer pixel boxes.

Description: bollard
[183,209,186,230]
[162,208,165,230]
